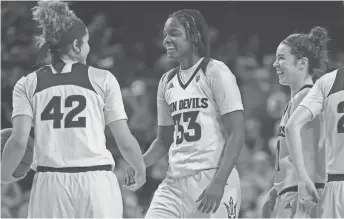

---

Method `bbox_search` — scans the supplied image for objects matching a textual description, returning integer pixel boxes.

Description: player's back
[320,68,344,174]
[22,61,115,168]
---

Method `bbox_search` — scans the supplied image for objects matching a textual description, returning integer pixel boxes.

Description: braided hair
[167,9,210,57]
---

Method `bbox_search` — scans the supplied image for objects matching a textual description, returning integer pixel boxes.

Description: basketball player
[262,26,329,218]
[1,1,146,218]
[125,9,245,218]
[286,60,344,217]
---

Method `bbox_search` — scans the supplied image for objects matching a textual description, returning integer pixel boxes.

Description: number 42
[41,95,86,129]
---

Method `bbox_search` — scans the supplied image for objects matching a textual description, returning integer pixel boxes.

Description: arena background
[1,1,344,218]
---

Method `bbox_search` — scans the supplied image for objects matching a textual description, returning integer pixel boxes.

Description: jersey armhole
[327,68,344,97]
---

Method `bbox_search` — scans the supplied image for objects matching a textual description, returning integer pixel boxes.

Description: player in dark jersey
[1,1,146,217]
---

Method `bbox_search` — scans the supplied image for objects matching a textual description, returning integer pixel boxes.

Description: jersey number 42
[41,95,86,129]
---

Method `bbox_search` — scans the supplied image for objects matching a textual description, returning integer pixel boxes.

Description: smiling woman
[263,27,330,218]
[273,27,330,93]
[132,9,245,219]
[162,9,210,70]
[1,1,146,218]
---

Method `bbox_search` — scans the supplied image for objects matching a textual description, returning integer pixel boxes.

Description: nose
[272,59,278,68]
[163,35,171,47]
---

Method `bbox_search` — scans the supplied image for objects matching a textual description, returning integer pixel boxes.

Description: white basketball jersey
[12,61,128,169]
[157,58,244,178]
[300,68,344,174]
[274,85,326,194]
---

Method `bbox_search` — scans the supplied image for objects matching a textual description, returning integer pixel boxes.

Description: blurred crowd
[1,2,344,218]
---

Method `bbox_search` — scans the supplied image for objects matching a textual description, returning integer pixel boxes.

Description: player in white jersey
[262,27,329,218]
[124,9,245,218]
[286,66,344,218]
[1,1,146,218]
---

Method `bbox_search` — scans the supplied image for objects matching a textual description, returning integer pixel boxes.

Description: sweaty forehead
[164,17,184,32]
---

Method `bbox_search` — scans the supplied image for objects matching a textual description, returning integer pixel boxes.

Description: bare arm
[143,125,174,168]
[208,61,245,185]
[285,106,314,181]
[142,72,175,168]
[1,115,32,183]
[213,110,245,185]
[107,119,146,174]
[285,78,325,182]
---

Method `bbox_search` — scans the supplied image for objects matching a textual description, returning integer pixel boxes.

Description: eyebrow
[165,28,181,32]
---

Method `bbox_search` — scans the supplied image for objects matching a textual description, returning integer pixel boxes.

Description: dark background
[2,1,344,218]
[72,1,344,57]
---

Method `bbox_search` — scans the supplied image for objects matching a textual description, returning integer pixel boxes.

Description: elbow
[161,134,173,148]
[285,122,302,140]
[12,138,28,150]
[157,136,173,151]
[229,127,245,149]
[6,136,27,150]
[156,125,174,150]
[285,122,297,136]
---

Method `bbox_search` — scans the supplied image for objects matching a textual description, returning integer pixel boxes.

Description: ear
[298,57,308,70]
[72,39,81,54]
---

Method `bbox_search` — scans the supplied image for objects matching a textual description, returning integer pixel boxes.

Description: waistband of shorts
[328,174,344,182]
[36,164,112,173]
[278,182,325,196]
[167,166,236,179]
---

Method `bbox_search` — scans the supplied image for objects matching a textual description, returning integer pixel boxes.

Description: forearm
[143,138,170,168]
[117,136,146,174]
[214,131,245,185]
[1,137,27,181]
[285,125,310,181]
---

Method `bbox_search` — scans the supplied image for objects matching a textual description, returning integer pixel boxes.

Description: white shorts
[28,169,123,218]
[273,191,298,218]
[273,188,323,218]
[145,168,241,218]
[320,181,344,218]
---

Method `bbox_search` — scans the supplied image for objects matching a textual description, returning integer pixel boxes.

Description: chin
[278,78,287,86]
[166,52,178,61]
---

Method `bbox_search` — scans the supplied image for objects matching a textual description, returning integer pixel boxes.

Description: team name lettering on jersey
[169,98,209,113]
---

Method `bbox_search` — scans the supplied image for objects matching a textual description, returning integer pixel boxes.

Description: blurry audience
[2,2,344,218]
